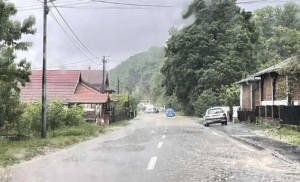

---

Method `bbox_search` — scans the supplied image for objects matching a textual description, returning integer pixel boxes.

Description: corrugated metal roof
[235,57,295,84]
[70,83,108,103]
[21,70,108,104]
[235,77,261,84]
[253,57,293,77]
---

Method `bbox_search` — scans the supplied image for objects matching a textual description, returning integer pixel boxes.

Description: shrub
[65,104,85,127]
[19,99,85,134]
[20,102,42,134]
[47,99,67,130]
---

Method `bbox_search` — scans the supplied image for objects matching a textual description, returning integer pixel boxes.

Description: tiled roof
[21,70,108,104]
[70,83,108,103]
[80,70,107,85]
[21,70,79,102]
[80,70,115,92]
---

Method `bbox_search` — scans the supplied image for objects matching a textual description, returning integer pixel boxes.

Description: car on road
[166,108,175,117]
[157,107,165,112]
[153,108,159,114]
[145,108,154,114]
[203,107,227,127]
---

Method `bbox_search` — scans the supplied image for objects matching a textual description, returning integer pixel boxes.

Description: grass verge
[252,123,300,147]
[0,123,105,167]
[109,120,130,127]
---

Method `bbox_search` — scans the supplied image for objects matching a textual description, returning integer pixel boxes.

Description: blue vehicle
[166,108,175,117]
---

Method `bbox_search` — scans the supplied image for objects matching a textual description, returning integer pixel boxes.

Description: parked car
[203,107,227,127]
[145,108,154,114]
[166,108,175,117]
[158,107,165,112]
[153,108,159,114]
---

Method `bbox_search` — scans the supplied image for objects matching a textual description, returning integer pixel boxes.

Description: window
[208,108,223,114]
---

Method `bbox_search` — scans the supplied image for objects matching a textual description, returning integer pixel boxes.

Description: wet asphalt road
[2,114,300,182]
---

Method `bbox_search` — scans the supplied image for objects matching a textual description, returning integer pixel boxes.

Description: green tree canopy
[0,1,36,129]
[161,0,259,114]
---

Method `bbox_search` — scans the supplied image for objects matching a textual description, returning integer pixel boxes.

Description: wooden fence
[237,110,256,122]
[238,106,300,126]
[257,105,300,126]
[109,110,137,123]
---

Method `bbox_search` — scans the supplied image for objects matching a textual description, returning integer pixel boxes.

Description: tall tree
[161,0,260,115]
[0,1,36,129]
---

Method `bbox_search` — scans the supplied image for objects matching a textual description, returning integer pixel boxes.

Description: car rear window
[208,108,223,114]
[167,108,174,112]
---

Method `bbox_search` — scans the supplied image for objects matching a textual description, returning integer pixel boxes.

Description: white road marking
[212,131,223,137]
[157,142,163,148]
[150,131,155,133]
[165,127,167,130]
[162,135,166,138]
[146,157,157,170]
[164,130,167,133]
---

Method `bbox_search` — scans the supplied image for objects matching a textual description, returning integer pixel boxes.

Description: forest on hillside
[109,1,300,115]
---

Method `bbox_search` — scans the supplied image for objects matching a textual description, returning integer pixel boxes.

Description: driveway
[1,114,300,182]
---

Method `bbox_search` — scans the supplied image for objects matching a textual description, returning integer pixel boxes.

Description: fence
[237,110,256,122]
[254,105,300,126]
[109,110,137,123]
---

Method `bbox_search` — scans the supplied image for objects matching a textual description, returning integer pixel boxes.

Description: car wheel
[225,122,227,126]
[206,123,209,127]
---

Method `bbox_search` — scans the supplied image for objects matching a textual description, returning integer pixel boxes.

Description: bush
[193,89,220,117]
[19,99,86,135]
[47,99,67,130]
[20,102,42,134]
[65,104,85,127]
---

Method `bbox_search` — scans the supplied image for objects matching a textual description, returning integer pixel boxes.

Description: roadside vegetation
[251,119,300,147]
[0,99,105,167]
[0,1,133,168]
[109,1,300,116]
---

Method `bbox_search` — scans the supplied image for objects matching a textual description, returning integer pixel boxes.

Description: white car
[145,108,154,114]
[203,107,227,127]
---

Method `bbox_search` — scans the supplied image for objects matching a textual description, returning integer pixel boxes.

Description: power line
[17,0,300,11]
[51,2,102,62]
[48,10,101,65]
[33,58,101,69]
[90,0,175,8]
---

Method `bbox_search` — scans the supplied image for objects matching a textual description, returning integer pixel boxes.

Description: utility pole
[41,0,50,139]
[117,77,120,94]
[102,56,106,94]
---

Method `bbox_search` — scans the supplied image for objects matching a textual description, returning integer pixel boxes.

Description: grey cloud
[11,0,287,70]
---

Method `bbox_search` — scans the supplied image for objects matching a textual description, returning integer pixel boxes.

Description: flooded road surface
[1,114,300,182]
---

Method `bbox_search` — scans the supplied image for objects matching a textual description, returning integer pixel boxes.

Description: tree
[108,46,165,99]
[161,0,260,115]
[254,2,300,70]
[0,1,36,130]
[219,85,240,108]
[277,58,300,106]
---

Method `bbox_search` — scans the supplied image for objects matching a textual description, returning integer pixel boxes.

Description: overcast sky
[10,0,288,70]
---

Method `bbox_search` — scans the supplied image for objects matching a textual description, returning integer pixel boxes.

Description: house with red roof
[20,70,112,123]
[80,70,115,94]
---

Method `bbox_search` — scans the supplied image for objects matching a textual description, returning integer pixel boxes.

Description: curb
[230,135,265,151]
[230,135,295,164]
